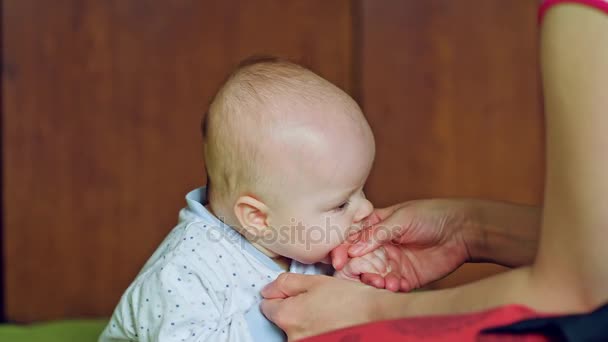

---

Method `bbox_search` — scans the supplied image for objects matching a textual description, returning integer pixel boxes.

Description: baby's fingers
[361,259,400,292]
[349,256,387,276]
[333,260,359,281]
[335,256,383,283]
[360,273,386,289]
[353,248,390,276]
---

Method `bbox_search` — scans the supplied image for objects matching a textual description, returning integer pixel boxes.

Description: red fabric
[539,0,608,23]
[302,305,550,342]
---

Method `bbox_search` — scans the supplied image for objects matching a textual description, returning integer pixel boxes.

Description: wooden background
[2,0,543,322]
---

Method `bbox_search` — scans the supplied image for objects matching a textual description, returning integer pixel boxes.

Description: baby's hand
[333,247,391,282]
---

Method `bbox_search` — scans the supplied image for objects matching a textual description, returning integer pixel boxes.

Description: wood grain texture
[3,0,546,320]
[359,0,544,287]
[2,0,353,322]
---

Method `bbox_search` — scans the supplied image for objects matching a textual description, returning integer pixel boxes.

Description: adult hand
[333,245,409,292]
[261,273,391,341]
[329,211,402,291]
[332,200,475,292]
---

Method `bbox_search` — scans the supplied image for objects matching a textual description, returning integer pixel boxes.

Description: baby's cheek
[309,245,336,263]
[287,242,332,264]
[311,224,344,246]
[291,224,348,263]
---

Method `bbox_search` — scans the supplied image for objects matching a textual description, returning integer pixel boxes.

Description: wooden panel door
[2,0,354,322]
[359,0,544,287]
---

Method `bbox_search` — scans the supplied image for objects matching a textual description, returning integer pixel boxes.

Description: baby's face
[262,114,376,264]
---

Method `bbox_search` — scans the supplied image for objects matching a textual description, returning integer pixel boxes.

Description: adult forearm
[533,3,608,308]
[375,266,587,321]
[462,200,541,267]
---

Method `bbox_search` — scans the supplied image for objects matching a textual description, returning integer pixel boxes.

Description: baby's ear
[233,195,270,240]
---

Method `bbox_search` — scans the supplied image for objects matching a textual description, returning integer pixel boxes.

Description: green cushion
[0,320,107,342]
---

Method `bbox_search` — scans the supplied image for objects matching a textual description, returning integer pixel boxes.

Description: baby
[100,57,389,342]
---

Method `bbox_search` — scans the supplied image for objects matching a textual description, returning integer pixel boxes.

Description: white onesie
[99,187,332,342]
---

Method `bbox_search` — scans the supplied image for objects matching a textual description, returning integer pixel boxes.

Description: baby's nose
[353,198,374,223]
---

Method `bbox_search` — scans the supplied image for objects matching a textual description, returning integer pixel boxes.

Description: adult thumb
[261,273,321,299]
[349,216,404,257]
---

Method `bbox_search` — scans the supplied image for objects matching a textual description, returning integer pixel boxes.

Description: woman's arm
[533,1,608,308]
[463,200,540,267]
[382,2,608,317]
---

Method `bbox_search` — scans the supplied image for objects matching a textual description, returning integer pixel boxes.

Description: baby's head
[203,56,375,264]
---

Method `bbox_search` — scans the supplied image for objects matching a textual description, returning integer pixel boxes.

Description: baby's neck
[205,203,292,272]
[245,238,292,271]
[271,255,291,271]
[276,259,291,271]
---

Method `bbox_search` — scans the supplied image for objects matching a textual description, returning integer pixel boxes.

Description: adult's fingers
[349,224,402,257]
[401,278,414,292]
[261,273,321,299]
[360,273,385,289]
[361,210,381,230]
[349,205,407,257]
[330,243,349,270]
[384,272,401,292]
[260,298,284,324]
[359,205,402,234]
[330,232,360,270]
[367,204,404,224]
[384,245,418,292]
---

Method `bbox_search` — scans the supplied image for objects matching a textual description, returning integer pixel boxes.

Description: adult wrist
[459,199,493,263]
[460,200,540,267]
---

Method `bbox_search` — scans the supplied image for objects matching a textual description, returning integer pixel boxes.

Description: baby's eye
[334,200,350,212]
